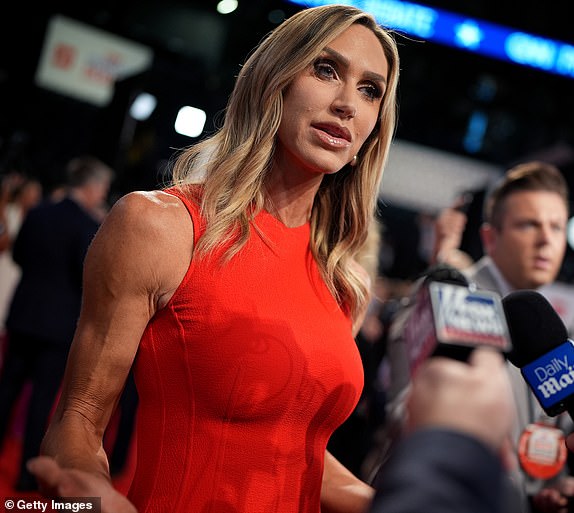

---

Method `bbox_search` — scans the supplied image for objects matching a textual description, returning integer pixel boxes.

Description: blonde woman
[29,5,399,513]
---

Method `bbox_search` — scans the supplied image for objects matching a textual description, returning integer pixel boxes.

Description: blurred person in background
[459,161,574,513]
[0,173,42,339]
[382,161,574,513]
[0,155,113,491]
[430,191,475,271]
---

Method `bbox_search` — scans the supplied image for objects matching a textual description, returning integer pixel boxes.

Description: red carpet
[0,390,136,501]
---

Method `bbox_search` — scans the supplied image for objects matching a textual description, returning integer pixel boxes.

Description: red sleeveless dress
[128,188,364,513]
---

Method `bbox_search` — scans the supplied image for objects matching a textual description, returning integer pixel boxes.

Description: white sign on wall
[35,15,153,106]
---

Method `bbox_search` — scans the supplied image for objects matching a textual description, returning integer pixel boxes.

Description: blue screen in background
[286,0,574,79]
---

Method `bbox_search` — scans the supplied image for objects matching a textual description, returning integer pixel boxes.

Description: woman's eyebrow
[323,46,387,84]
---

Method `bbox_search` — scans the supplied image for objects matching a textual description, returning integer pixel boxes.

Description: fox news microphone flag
[403,264,511,375]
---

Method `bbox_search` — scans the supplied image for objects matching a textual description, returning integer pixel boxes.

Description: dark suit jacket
[370,429,504,513]
[6,197,100,346]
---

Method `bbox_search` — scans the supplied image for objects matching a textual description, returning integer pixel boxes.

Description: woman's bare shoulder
[112,189,188,220]
[87,190,195,300]
[102,190,192,240]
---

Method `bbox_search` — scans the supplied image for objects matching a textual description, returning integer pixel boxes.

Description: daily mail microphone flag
[504,290,574,417]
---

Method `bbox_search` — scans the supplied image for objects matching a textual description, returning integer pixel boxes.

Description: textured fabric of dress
[128,187,364,513]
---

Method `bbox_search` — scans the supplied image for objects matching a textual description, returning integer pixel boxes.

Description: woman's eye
[313,59,337,80]
[361,83,383,101]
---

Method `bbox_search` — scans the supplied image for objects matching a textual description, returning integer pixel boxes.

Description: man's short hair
[66,155,114,187]
[484,161,569,229]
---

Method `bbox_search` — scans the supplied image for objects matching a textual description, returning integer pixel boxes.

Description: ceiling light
[175,106,206,138]
[217,0,238,15]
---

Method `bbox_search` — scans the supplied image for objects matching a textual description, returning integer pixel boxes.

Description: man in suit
[383,161,574,513]
[459,161,574,513]
[0,155,113,490]
[380,161,573,513]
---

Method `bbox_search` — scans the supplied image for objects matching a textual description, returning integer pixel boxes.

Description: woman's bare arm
[31,190,193,504]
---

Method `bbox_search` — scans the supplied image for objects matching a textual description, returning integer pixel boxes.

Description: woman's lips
[312,124,352,148]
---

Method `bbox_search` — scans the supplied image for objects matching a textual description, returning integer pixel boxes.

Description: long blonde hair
[170,5,400,325]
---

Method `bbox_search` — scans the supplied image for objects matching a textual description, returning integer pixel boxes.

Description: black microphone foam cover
[502,289,569,368]
[421,262,469,287]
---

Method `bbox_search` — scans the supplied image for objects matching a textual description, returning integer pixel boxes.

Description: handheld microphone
[403,264,511,375]
[503,289,574,418]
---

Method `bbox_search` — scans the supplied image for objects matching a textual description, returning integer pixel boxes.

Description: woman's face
[275,24,389,178]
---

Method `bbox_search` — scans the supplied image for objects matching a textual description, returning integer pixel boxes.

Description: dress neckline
[258,208,311,233]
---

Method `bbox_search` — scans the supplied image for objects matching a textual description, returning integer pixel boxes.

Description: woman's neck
[263,174,322,227]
